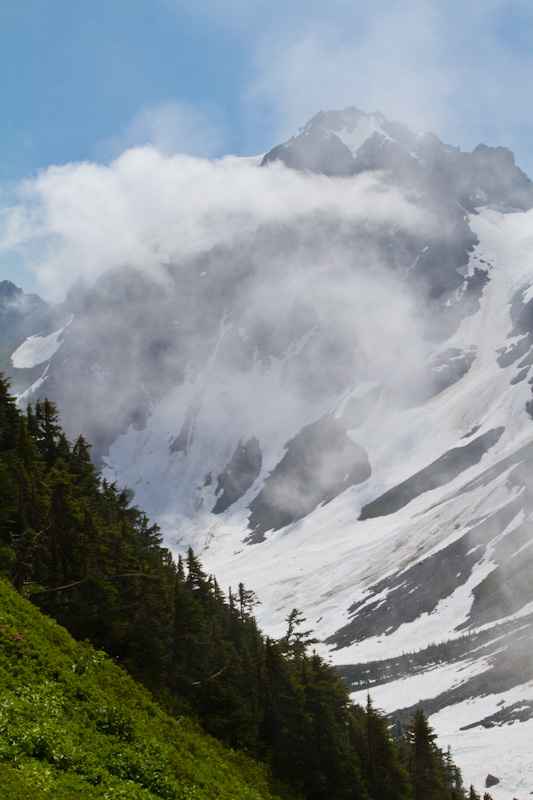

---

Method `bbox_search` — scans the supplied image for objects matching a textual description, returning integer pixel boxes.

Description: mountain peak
[0,279,23,299]
[262,105,533,211]
[262,105,393,176]
[0,281,53,349]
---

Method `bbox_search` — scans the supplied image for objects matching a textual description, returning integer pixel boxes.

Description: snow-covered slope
[8,108,533,795]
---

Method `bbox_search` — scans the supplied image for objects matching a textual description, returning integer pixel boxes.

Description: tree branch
[28,572,153,597]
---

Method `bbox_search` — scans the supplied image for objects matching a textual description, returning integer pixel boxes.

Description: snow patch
[335,115,390,159]
[11,317,72,369]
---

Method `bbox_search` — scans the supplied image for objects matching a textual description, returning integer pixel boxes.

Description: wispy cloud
[97,100,228,160]
[243,0,533,167]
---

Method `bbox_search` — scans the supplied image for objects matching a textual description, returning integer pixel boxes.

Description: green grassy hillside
[0,578,293,800]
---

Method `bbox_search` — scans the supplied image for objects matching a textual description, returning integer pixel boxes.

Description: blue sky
[2,0,533,297]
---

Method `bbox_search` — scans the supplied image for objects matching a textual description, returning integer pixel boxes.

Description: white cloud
[0,147,432,302]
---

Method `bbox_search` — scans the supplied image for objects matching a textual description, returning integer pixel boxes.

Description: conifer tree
[405,709,447,800]
[10,418,48,591]
[363,696,411,800]
[237,580,260,620]
[172,555,209,689]
[30,398,63,467]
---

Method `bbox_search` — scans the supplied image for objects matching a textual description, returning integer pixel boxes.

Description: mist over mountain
[5,107,533,797]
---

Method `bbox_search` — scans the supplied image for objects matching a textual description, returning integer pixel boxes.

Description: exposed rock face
[213,438,262,515]
[0,280,52,349]
[247,413,371,542]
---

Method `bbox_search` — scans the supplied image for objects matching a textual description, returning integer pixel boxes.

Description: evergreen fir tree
[363,696,410,800]
[405,709,448,800]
